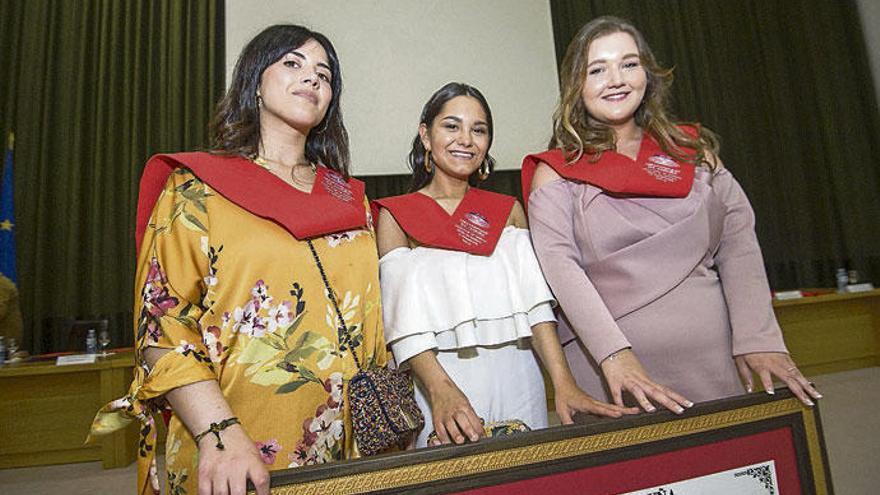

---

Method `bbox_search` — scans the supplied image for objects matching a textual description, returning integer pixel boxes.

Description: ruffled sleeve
[88,169,217,495]
[380,226,556,364]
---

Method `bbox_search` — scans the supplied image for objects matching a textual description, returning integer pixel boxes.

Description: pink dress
[528,167,788,403]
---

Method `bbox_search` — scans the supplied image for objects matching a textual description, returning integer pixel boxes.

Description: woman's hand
[196,424,270,495]
[600,348,693,414]
[143,351,270,495]
[735,352,822,406]
[526,321,639,422]
[427,380,484,445]
[554,379,639,423]
[407,350,484,446]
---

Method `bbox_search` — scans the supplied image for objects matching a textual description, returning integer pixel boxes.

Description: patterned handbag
[307,240,424,456]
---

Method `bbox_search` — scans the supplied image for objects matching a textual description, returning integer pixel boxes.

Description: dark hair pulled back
[407,82,496,192]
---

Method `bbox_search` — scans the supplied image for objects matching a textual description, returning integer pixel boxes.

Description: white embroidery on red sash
[454,212,490,246]
[643,154,682,183]
[465,212,490,229]
[321,171,354,202]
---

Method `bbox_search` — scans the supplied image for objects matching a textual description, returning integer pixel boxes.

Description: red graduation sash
[136,152,366,253]
[374,188,515,256]
[521,128,698,208]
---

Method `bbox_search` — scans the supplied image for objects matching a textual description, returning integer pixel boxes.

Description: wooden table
[774,289,880,376]
[0,350,138,469]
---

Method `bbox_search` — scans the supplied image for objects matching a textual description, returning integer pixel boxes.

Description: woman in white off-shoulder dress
[374,83,635,448]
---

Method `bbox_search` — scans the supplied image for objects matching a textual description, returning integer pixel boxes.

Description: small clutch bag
[348,367,424,456]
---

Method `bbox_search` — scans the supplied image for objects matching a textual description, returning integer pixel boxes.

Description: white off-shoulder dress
[380,226,556,447]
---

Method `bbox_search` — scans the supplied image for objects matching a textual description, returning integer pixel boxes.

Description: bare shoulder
[375,207,409,257]
[531,161,563,192]
[506,200,528,228]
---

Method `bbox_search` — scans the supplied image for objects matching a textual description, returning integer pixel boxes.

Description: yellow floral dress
[90,167,387,495]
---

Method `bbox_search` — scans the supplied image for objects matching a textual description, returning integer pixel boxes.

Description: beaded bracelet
[194,417,240,450]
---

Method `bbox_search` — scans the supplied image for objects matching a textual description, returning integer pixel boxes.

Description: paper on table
[773,290,803,300]
[56,354,97,366]
[845,283,875,293]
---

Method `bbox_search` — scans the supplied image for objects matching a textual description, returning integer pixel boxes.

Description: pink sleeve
[528,179,631,363]
[712,170,789,356]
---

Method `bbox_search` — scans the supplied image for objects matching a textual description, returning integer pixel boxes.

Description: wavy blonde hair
[550,16,719,170]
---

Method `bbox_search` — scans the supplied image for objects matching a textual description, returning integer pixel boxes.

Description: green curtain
[0,0,224,352]
[549,0,880,290]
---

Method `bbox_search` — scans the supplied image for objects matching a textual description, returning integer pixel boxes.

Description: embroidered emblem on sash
[455,212,490,246]
[643,154,682,183]
[322,171,354,203]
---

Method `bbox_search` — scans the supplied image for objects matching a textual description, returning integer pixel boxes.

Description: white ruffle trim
[379,226,556,363]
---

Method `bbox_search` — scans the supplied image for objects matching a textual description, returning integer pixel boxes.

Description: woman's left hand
[554,380,639,424]
[735,352,822,406]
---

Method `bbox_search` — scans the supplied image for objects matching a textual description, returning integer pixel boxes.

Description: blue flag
[0,135,17,284]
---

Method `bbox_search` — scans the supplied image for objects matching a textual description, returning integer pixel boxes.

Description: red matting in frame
[453,427,801,495]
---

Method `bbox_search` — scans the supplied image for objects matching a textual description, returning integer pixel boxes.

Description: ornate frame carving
[263,389,832,494]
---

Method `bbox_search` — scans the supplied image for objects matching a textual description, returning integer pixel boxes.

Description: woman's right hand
[427,380,484,445]
[197,424,270,495]
[600,348,693,414]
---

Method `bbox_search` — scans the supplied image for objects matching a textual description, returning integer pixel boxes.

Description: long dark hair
[209,24,351,177]
[407,82,497,192]
[550,16,719,169]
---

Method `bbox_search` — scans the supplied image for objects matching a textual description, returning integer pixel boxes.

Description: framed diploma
[264,388,832,494]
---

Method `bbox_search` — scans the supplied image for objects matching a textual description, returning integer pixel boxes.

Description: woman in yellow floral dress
[89,25,386,495]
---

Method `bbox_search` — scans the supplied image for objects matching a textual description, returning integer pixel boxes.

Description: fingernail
[766,389,775,395]
[684,401,694,408]
[746,386,754,393]
[646,406,656,412]
[805,400,815,407]
[815,393,823,399]
[675,406,684,414]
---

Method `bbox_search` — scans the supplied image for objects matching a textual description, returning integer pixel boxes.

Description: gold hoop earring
[479,160,490,180]
[424,150,433,173]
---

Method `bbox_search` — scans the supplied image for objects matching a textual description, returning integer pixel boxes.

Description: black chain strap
[307,239,363,371]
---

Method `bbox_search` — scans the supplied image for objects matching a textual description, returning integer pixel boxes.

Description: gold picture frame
[264,388,832,494]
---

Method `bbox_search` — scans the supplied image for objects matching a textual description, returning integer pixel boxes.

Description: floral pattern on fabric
[167,470,188,495]
[256,439,282,465]
[88,168,387,495]
[326,229,368,247]
[137,258,179,344]
[201,241,222,310]
[232,279,348,396]
[288,372,345,467]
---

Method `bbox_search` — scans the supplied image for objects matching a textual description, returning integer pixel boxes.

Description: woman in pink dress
[522,16,821,413]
